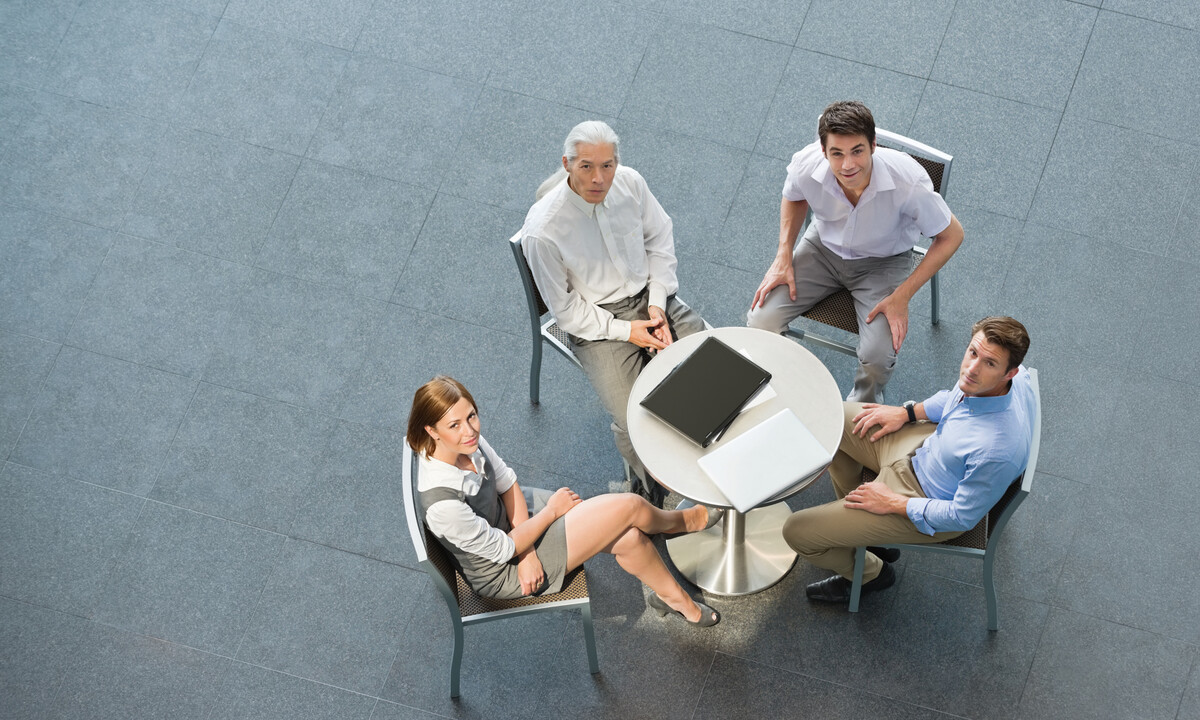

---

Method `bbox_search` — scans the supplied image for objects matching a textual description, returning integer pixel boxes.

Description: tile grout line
[1023,4,1099,223]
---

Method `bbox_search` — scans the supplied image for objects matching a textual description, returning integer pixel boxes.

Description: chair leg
[529,338,543,405]
[449,620,464,698]
[984,552,999,631]
[930,272,941,326]
[581,603,600,674]
[848,546,866,613]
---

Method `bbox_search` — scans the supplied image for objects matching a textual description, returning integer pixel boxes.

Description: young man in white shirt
[748,100,964,402]
[522,121,706,505]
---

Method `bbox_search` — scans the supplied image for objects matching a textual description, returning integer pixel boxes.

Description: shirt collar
[562,180,608,217]
[812,149,897,204]
[421,448,486,477]
[956,386,1014,415]
[859,151,896,203]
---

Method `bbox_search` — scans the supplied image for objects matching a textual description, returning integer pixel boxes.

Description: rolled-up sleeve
[523,234,631,342]
[905,457,1021,536]
[426,499,516,564]
[907,184,953,239]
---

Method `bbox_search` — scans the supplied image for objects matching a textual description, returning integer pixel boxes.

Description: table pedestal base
[665,501,798,596]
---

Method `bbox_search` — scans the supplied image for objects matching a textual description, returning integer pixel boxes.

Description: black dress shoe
[805,562,896,603]
[868,546,901,563]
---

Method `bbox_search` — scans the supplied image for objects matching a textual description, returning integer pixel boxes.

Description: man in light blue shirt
[783,316,1035,604]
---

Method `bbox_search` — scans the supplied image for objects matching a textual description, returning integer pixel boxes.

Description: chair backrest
[874,127,953,200]
[858,368,1041,550]
[796,127,952,339]
[402,444,462,612]
[982,367,1041,550]
[509,232,551,319]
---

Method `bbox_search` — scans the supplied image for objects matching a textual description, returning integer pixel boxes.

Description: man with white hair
[521,121,706,505]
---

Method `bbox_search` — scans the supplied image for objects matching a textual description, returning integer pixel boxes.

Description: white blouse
[417,437,518,564]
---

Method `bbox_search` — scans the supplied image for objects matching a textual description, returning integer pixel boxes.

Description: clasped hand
[629,305,672,350]
[517,552,544,596]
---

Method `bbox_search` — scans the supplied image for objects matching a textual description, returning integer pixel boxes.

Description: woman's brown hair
[406,375,478,457]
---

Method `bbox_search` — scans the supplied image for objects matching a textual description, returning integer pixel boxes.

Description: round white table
[627,327,843,595]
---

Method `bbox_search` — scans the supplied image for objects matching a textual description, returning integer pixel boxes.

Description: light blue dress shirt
[907,366,1035,535]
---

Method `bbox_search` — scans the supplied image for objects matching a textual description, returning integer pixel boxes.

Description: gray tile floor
[2,0,1197,718]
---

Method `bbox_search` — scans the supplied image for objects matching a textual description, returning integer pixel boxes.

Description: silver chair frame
[508,231,581,406]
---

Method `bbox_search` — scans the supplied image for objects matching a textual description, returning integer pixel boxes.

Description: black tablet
[639,336,772,447]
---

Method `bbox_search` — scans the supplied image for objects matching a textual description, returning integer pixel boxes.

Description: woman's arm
[500,479,531,529]
[501,482,581,555]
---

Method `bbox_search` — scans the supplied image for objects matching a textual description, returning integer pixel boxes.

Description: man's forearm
[892,214,963,301]
[776,198,809,258]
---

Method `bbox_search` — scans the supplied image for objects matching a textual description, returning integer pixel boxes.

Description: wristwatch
[903,400,917,424]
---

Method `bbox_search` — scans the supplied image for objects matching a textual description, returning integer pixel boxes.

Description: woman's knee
[612,526,650,556]
[614,492,649,522]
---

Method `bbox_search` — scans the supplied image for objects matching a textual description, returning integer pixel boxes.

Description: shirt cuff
[496,534,517,564]
[610,318,633,342]
[647,284,668,314]
[905,498,936,536]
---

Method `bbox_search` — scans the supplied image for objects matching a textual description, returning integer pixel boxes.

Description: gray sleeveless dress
[419,448,569,600]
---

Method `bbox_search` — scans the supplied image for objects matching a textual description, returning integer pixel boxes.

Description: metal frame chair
[509,232,710,489]
[783,127,954,355]
[402,443,600,697]
[508,231,581,406]
[847,368,1042,631]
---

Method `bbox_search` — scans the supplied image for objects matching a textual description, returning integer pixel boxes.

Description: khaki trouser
[782,402,964,581]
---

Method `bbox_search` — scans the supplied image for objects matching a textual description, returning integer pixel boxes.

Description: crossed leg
[562,493,714,623]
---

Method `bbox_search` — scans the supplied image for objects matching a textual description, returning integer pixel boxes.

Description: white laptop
[697,408,832,513]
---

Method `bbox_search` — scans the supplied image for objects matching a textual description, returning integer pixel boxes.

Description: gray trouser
[569,291,706,487]
[746,224,911,402]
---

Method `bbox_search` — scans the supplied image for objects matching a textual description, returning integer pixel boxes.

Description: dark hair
[971,317,1030,371]
[818,100,876,149]
[406,376,478,457]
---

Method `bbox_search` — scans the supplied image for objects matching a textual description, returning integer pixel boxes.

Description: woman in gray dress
[408,375,721,627]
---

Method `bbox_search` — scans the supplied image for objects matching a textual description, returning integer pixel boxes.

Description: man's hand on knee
[851,403,908,441]
[751,255,796,310]
[843,480,907,515]
[865,291,910,352]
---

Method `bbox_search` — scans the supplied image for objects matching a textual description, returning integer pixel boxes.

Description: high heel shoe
[676,499,725,530]
[647,591,720,627]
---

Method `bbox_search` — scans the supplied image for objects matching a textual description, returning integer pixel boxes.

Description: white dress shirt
[522,166,679,342]
[418,437,517,564]
[782,142,953,260]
